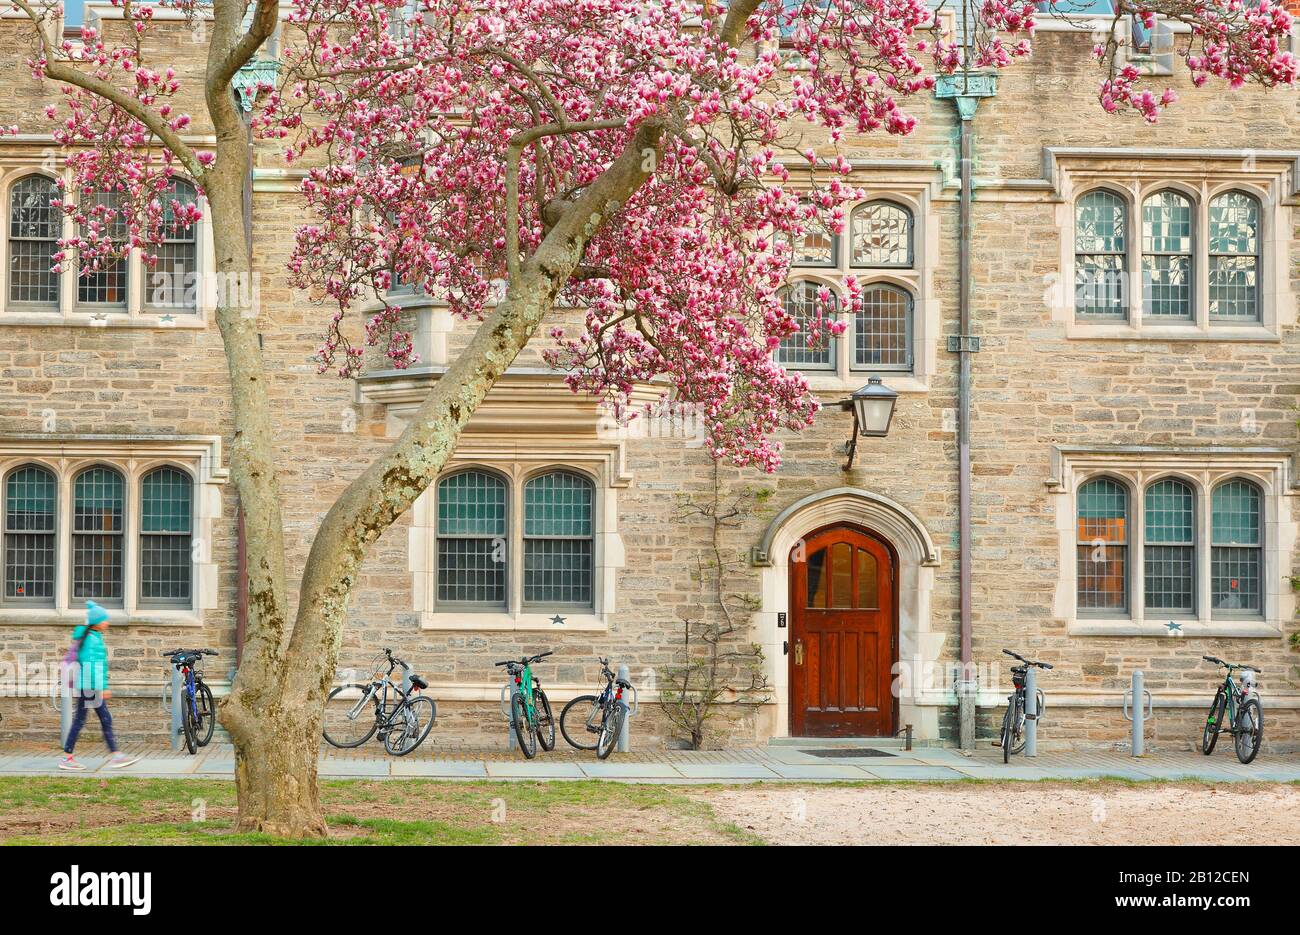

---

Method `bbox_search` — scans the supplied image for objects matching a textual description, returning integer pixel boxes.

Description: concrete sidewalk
[4,739,1298,783]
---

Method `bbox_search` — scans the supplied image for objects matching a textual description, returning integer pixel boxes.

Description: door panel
[790,525,895,737]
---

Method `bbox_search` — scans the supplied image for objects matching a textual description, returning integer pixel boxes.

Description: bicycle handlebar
[160,648,218,657]
[494,651,554,668]
[1003,649,1052,669]
[1204,655,1261,673]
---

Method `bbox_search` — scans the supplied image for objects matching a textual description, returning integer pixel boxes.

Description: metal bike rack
[160,665,183,751]
[616,664,638,753]
[1024,666,1039,757]
[59,667,74,749]
[499,683,517,751]
[1122,669,1154,757]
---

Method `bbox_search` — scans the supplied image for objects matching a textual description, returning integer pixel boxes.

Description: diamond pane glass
[854,284,912,370]
[140,467,192,603]
[1142,191,1193,319]
[1075,190,1127,319]
[72,467,124,601]
[1143,479,1194,612]
[1211,480,1261,613]
[1077,478,1128,611]
[4,465,56,601]
[524,471,594,607]
[1208,192,1260,321]
[775,281,836,369]
[8,175,60,306]
[850,201,912,268]
[436,471,506,605]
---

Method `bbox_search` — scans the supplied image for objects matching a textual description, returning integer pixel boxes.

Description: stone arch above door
[751,487,945,740]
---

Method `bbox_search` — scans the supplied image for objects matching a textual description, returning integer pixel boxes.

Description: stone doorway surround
[751,487,943,740]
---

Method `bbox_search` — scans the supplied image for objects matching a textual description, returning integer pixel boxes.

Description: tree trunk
[231,707,328,837]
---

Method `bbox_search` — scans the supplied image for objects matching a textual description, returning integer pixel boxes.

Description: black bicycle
[1200,655,1263,764]
[161,648,218,754]
[998,649,1052,763]
[323,648,436,755]
[560,656,634,759]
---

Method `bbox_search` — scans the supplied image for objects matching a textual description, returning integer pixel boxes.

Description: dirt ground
[704,782,1300,845]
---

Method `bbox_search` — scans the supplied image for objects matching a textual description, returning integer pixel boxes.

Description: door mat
[802,748,897,758]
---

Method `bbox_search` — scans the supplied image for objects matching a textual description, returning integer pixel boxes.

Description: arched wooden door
[789,525,896,737]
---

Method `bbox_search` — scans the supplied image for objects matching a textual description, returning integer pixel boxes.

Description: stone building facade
[0,5,1297,750]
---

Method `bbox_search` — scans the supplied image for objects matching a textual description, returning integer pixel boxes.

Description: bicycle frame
[519,662,536,720]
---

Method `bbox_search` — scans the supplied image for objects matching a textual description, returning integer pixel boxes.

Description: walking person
[59,601,140,771]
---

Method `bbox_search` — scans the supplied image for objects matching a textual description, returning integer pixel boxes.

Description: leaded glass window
[1143,478,1194,613]
[775,280,837,370]
[1077,477,1128,611]
[1075,190,1127,319]
[850,201,913,268]
[72,466,125,604]
[436,470,507,606]
[524,471,594,607]
[1142,190,1193,319]
[854,284,912,371]
[147,179,199,311]
[1211,480,1261,613]
[140,467,192,605]
[9,175,61,307]
[1208,191,1260,322]
[789,206,838,267]
[77,190,129,307]
[3,465,56,604]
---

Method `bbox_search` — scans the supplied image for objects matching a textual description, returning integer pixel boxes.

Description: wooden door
[789,525,896,737]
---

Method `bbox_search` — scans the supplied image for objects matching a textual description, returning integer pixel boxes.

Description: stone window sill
[1,311,207,329]
[1065,321,1280,343]
[1068,617,1280,639]
[0,607,203,628]
[423,611,608,632]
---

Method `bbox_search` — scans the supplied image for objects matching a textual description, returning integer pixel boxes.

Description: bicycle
[161,648,219,755]
[496,651,555,759]
[560,656,635,759]
[997,649,1052,763]
[1200,655,1263,764]
[322,648,436,756]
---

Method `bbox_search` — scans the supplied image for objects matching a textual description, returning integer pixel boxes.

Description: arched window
[1074,190,1127,319]
[435,470,507,606]
[524,471,594,608]
[775,280,837,370]
[147,179,199,311]
[3,465,57,604]
[1141,190,1193,320]
[854,284,913,371]
[1208,191,1260,322]
[77,189,129,307]
[1077,477,1128,611]
[1211,480,1262,613]
[8,175,61,308]
[1143,478,1194,613]
[140,467,193,605]
[850,201,912,268]
[72,466,125,604]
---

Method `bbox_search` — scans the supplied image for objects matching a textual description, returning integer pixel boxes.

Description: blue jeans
[64,694,118,755]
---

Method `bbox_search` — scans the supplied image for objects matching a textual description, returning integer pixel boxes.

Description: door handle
[782,640,788,656]
[794,640,805,666]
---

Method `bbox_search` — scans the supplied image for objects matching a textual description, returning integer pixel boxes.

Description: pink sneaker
[58,755,85,771]
[107,752,140,769]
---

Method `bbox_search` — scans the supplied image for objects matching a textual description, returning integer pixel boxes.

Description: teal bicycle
[1200,655,1263,764]
[496,651,556,759]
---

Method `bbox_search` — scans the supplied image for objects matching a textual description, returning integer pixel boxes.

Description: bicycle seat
[615,678,633,689]
[408,674,428,690]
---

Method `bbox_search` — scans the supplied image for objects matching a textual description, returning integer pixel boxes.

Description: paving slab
[485,761,586,779]
[391,759,488,778]
[320,759,391,778]
[764,763,873,780]
[578,762,682,779]
[674,762,782,780]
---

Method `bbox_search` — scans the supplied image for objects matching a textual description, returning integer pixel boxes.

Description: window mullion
[1197,482,1212,624]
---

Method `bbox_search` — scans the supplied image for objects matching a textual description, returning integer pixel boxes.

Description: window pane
[8,175,61,306]
[524,539,593,605]
[140,467,192,603]
[806,547,827,608]
[829,541,852,608]
[437,471,506,536]
[437,537,505,604]
[856,547,878,609]
[775,281,836,369]
[72,467,124,601]
[1144,477,1195,612]
[850,201,912,267]
[1144,479,1193,544]
[791,212,837,267]
[4,465,56,601]
[523,471,594,607]
[524,472,593,537]
[854,284,912,370]
[1077,478,1128,611]
[1211,481,1261,613]
[1142,191,1193,319]
[77,190,130,306]
[148,180,199,310]
[1075,190,1127,319]
[1208,192,1260,321]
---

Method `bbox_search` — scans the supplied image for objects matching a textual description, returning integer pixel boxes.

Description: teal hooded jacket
[72,624,109,693]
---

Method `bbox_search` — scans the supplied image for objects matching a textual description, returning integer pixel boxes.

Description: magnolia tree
[11,0,1294,834]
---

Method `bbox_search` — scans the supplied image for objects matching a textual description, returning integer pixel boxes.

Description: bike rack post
[1024,666,1039,757]
[1122,669,1153,757]
[616,664,637,753]
[169,664,182,751]
[59,668,74,749]
[499,684,517,751]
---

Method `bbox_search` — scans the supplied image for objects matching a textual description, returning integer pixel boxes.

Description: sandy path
[706,783,1300,845]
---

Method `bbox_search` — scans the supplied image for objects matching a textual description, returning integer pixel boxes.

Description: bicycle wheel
[534,689,556,751]
[193,681,216,747]
[511,692,537,759]
[323,683,381,748]
[1009,696,1027,755]
[383,696,437,756]
[1233,698,1262,764]
[181,690,198,755]
[560,695,603,750]
[1000,702,1013,763]
[596,704,625,760]
[1201,690,1226,755]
